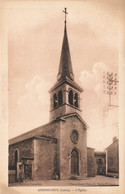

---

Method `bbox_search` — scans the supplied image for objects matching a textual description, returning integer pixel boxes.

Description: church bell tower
[49,8,83,121]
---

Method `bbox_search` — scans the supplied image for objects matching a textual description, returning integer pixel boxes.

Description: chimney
[113,136,117,143]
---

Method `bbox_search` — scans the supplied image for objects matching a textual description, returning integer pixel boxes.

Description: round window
[70,130,79,144]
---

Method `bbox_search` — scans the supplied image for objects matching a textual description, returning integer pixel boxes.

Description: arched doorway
[71,149,79,175]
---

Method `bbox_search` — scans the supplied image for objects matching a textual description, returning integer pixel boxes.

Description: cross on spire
[63,8,68,23]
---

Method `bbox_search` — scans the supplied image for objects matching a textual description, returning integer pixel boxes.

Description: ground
[9,175,119,187]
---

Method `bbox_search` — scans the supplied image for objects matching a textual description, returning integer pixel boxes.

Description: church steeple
[49,8,83,122]
[57,8,74,81]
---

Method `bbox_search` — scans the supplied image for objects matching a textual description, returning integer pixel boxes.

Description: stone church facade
[9,18,88,182]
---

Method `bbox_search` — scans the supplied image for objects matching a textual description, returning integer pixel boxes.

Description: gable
[60,112,88,129]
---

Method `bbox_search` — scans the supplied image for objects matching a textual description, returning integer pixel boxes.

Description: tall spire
[57,8,74,81]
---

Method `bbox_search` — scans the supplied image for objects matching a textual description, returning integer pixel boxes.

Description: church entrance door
[71,149,79,175]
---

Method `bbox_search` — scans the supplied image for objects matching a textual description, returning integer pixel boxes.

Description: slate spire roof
[57,22,74,81]
[49,12,83,93]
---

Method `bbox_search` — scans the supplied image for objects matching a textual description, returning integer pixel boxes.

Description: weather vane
[63,8,68,23]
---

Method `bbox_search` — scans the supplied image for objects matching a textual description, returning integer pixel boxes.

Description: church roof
[9,119,62,145]
[9,112,88,146]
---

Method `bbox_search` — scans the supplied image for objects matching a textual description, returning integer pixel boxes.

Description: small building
[105,137,119,177]
[94,152,106,175]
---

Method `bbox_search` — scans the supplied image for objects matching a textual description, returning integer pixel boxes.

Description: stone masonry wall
[32,121,61,180]
[50,83,82,121]
[33,138,57,180]
[50,84,66,121]
[60,116,87,180]
[36,121,61,178]
[9,139,34,168]
[87,148,95,177]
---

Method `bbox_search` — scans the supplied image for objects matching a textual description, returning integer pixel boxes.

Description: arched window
[15,149,19,165]
[71,149,79,175]
[97,158,103,165]
[68,90,73,105]
[58,90,63,105]
[74,93,78,107]
[15,149,19,182]
[53,94,57,108]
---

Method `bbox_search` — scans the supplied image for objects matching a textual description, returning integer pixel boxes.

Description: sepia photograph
[0,0,125,193]
[8,1,120,187]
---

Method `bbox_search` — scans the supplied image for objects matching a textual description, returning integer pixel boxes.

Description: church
[9,9,89,182]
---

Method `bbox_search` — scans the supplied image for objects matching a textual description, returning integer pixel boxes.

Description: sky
[8,1,122,151]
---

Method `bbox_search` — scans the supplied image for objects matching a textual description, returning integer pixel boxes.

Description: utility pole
[103,72,118,108]
[101,71,119,127]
